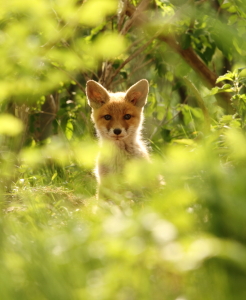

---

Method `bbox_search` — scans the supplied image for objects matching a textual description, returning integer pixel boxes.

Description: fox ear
[86,80,110,109]
[125,79,149,108]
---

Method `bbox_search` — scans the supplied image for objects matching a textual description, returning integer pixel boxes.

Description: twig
[33,111,57,116]
[123,0,232,113]
[108,58,154,88]
[150,111,181,140]
[107,37,155,87]
[128,58,155,76]
[118,0,128,31]
[125,37,146,53]
[183,77,210,131]
[159,34,233,112]
[149,92,190,140]
[120,0,151,35]
[55,66,86,94]
[99,0,151,87]
[149,92,172,140]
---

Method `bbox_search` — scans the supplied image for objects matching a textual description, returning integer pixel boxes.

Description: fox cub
[86,79,149,199]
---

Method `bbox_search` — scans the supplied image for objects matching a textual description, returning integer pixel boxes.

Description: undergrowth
[1,69,246,300]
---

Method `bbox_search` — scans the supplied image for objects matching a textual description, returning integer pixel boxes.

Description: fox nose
[113,128,122,135]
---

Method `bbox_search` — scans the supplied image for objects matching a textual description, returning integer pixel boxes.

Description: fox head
[86,79,149,141]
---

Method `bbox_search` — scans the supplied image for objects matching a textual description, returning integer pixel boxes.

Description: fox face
[92,96,142,141]
[86,80,149,142]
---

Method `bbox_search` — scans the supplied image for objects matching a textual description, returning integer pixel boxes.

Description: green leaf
[92,33,126,59]
[79,0,118,26]
[173,139,196,146]
[216,73,234,84]
[227,5,237,13]
[229,14,238,25]
[220,115,233,123]
[221,83,233,89]
[239,78,246,85]
[120,71,128,79]
[221,2,231,9]
[237,67,246,75]
[211,84,233,95]
[51,172,57,181]
[65,120,74,140]
[232,94,246,103]
[180,33,191,50]
[160,128,172,143]
[200,42,216,64]
[0,114,23,136]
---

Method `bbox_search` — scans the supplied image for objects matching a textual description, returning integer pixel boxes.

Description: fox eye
[104,114,111,120]
[124,114,131,120]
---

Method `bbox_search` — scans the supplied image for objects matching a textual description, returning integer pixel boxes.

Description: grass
[1,130,246,300]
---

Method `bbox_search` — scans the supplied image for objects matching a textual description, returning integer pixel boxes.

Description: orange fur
[86,79,149,198]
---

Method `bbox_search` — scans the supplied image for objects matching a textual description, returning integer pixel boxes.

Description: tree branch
[112,58,154,87]
[106,37,155,88]
[55,66,86,94]
[120,0,151,35]
[99,0,151,88]
[124,3,233,113]
[158,34,233,112]
[118,0,128,32]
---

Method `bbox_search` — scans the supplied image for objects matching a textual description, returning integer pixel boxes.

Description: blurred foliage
[1,0,246,299]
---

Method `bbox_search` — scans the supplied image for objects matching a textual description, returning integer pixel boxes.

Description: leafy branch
[211,68,246,127]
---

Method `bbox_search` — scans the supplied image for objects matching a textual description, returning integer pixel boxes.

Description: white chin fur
[98,128,128,140]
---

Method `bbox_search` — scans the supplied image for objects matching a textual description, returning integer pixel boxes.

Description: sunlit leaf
[92,33,126,59]
[73,141,98,168]
[216,73,234,83]
[0,114,23,136]
[20,148,43,166]
[79,0,117,26]
[237,67,246,75]
[211,84,234,95]
[65,120,74,140]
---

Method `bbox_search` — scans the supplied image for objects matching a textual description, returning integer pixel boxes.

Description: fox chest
[97,145,130,177]
[97,143,142,177]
